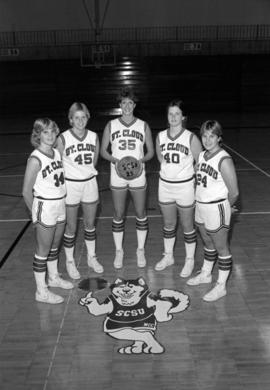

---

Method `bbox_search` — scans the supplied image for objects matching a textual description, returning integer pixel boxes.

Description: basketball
[115,156,143,180]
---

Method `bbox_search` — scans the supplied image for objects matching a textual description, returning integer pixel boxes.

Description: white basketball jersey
[60,129,98,180]
[158,128,195,181]
[196,149,231,202]
[109,117,146,160]
[31,148,66,199]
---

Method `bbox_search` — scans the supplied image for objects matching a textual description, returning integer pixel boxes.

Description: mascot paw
[79,291,94,306]
[143,344,164,354]
[118,344,144,354]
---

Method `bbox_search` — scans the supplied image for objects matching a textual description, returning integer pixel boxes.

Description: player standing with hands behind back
[22,118,73,304]
[101,87,154,269]
[187,120,239,301]
[57,102,103,280]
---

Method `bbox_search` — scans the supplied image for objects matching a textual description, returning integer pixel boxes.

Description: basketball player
[100,87,154,269]
[22,118,73,304]
[155,100,202,277]
[56,102,103,279]
[187,120,239,302]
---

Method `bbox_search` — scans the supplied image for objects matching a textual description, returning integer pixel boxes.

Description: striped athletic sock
[184,229,197,258]
[217,255,233,284]
[84,228,96,257]
[136,217,149,249]
[112,219,125,251]
[163,227,176,254]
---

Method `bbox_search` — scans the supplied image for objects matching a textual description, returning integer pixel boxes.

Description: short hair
[116,86,138,104]
[200,120,223,138]
[31,118,59,148]
[68,102,90,123]
[166,99,184,114]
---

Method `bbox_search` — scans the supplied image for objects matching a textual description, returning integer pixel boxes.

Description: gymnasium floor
[1,97,270,388]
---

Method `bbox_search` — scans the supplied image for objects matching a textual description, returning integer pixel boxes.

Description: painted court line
[1,211,270,224]
[0,168,261,178]
[225,143,270,178]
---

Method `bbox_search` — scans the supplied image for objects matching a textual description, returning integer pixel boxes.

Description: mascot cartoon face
[79,277,189,355]
[109,278,147,306]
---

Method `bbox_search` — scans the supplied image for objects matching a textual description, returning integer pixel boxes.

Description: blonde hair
[31,118,59,148]
[68,102,90,125]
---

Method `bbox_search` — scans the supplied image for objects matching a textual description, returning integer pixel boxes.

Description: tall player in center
[101,87,154,269]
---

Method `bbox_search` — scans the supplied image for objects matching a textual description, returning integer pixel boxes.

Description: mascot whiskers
[79,277,189,354]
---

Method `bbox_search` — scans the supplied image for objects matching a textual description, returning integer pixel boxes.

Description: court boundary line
[224,143,270,178]
[0,166,261,179]
[0,220,31,269]
[1,211,270,225]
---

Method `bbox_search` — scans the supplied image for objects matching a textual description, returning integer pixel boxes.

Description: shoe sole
[186,278,212,286]
[88,265,104,273]
[48,282,74,290]
[114,263,123,269]
[203,290,227,302]
[137,262,146,268]
[155,264,174,271]
[180,270,193,278]
[35,296,64,304]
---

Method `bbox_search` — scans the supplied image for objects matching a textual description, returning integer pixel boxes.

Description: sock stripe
[63,234,76,248]
[204,248,217,262]
[84,229,96,241]
[112,220,125,233]
[136,217,148,231]
[184,230,197,244]
[47,248,58,262]
[163,228,176,239]
[218,255,233,271]
[33,255,47,272]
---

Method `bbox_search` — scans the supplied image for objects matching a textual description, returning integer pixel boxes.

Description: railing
[1,24,270,47]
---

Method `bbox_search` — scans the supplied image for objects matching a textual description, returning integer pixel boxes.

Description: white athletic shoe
[155,253,174,271]
[179,257,195,278]
[136,248,146,268]
[187,270,212,286]
[48,275,74,290]
[203,283,227,302]
[35,289,64,304]
[114,249,124,269]
[87,255,104,273]
[66,261,81,280]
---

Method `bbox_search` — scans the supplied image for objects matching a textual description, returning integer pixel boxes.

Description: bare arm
[93,134,100,167]
[22,157,40,213]
[141,124,154,163]
[190,134,203,163]
[220,157,239,206]
[56,135,64,156]
[100,123,118,164]
[155,133,163,164]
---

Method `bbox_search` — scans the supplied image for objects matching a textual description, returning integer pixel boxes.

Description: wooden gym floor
[1,56,270,390]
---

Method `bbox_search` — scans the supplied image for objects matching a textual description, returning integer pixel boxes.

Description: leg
[81,201,103,273]
[34,224,64,304]
[63,205,81,279]
[178,206,196,277]
[111,188,128,268]
[203,227,232,302]
[131,188,148,267]
[187,223,217,286]
[47,221,74,290]
[155,203,177,271]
